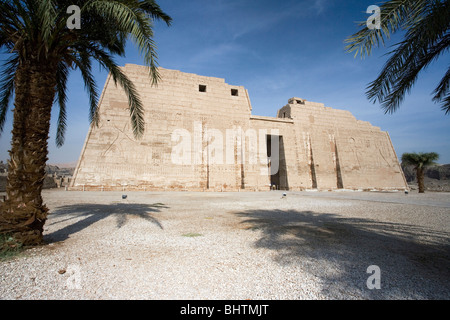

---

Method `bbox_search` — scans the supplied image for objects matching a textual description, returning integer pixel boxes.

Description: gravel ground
[0,189,449,300]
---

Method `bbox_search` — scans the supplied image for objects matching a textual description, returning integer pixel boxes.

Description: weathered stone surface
[70,65,408,192]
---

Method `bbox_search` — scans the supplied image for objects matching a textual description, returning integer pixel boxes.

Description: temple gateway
[70,64,408,192]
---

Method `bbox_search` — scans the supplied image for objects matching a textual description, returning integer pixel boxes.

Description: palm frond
[1,0,172,145]
[139,0,172,26]
[82,45,145,138]
[433,67,450,102]
[0,54,18,135]
[55,60,70,147]
[378,34,450,113]
[83,0,161,84]
[347,0,450,114]
[432,64,450,114]
[438,91,450,115]
[108,64,145,139]
[401,152,440,168]
[72,52,100,126]
[345,0,429,58]
[13,0,37,42]
[38,0,57,45]
[0,1,24,44]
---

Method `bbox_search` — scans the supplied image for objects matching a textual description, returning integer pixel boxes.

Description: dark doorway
[266,135,289,190]
[335,141,344,189]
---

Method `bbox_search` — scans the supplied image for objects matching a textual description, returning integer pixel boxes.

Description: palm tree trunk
[0,58,57,246]
[416,167,425,193]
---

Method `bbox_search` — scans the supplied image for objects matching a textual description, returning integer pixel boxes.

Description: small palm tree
[0,0,171,245]
[345,0,450,115]
[401,152,440,193]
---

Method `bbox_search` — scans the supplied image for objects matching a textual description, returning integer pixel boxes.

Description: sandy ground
[0,189,449,300]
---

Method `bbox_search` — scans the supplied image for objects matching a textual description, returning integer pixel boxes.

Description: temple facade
[70,64,407,191]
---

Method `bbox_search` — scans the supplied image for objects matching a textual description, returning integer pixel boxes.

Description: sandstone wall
[70,65,407,192]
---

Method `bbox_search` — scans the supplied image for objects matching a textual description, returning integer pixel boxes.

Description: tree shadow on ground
[45,202,168,243]
[236,209,450,299]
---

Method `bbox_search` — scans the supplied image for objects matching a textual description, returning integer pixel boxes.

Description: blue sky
[0,0,449,165]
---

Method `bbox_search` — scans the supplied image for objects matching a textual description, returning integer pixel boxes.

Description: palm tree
[401,152,440,193]
[345,0,450,115]
[0,0,171,246]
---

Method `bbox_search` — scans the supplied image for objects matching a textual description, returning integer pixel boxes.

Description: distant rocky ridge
[45,164,75,177]
[0,163,74,192]
[402,164,450,192]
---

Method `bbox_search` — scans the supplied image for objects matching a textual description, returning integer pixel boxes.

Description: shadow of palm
[236,209,450,299]
[45,202,168,243]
